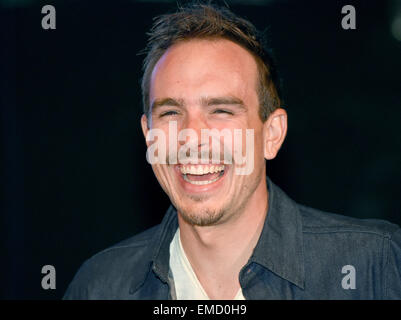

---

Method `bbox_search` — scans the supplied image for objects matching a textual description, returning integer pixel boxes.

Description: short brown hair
[141,2,282,122]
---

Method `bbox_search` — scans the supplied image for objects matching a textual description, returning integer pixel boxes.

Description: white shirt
[169,227,245,300]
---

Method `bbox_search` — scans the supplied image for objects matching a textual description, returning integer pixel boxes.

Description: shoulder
[63,224,160,300]
[298,204,401,298]
[299,204,401,283]
[299,204,400,238]
[91,223,159,264]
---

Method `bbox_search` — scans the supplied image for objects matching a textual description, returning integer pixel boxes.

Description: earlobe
[263,108,288,160]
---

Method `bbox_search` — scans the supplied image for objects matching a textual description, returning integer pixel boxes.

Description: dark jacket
[64,178,401,299]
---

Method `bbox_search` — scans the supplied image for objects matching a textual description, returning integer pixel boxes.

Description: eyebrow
[150,96,247,112]
[201,96,247,110]
[151,98,184,112]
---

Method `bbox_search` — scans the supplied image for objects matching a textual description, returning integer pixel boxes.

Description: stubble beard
[176,171,263,227]
[177,194,227,227]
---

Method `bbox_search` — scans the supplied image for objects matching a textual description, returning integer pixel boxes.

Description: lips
[178,164,225,186]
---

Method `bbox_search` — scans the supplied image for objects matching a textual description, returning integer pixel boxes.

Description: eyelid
[159,109,180,117]
[212,108,234,115]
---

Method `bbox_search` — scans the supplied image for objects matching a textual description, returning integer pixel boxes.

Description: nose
[179,110,208,148]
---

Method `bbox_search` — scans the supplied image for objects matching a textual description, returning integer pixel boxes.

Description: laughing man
[64,3,401,300]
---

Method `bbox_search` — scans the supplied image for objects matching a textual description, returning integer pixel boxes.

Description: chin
[178,207,226,227]
[172,197,225,224]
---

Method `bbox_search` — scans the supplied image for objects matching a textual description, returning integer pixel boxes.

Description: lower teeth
[183,171,224,185]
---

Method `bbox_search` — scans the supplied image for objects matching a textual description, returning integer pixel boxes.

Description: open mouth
[179,164,225,185]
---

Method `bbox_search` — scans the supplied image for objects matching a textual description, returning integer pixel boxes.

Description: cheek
[239,126,264,158]
[151,164,164,181]
[152,163,169,179]
[151,165,174,194]
[254,130,265,156]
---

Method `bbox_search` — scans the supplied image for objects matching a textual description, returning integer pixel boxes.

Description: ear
[141,114,150,147]
[262,108,288,160]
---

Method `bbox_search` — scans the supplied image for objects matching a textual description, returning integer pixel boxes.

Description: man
[64,3,401,299]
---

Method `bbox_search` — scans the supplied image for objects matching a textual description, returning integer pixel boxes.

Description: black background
[1,0,401,299]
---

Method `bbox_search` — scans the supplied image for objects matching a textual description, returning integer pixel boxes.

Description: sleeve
[384,228,401,299]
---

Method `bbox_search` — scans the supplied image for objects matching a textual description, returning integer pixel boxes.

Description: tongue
[186,172,221,181]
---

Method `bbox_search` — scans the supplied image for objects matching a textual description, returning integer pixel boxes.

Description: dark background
[1,0,400,299]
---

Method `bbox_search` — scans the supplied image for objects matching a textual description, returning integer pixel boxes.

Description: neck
[176,177,268,299]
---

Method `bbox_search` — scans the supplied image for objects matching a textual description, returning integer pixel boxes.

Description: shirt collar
[133,176,305,293]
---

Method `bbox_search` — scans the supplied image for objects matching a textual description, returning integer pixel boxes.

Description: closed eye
[159,110,180,117]
[212,109,234,115]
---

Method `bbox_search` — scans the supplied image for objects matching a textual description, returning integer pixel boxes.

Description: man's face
[142,39,268,226]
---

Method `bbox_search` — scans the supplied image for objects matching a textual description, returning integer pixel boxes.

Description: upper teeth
[180,165,225,175]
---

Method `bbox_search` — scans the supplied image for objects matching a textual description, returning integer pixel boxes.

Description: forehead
[149,38,259,104]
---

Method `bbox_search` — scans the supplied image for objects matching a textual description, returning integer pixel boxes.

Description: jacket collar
[250,177,305,289]
[130,177,305,295]
[129,206,178,295]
